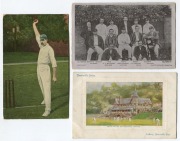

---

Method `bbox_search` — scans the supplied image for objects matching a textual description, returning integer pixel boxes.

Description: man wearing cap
[95,18,107,43]
[33,19,57,117]
[87,28,104,61]
[118,27,132,59]
[106,20,118,35]
[131,18,142,33]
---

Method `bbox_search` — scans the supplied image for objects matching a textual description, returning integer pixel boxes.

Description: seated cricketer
[133,41,148,61]
[118,27,132,60]
[87,28,104,61]
[102,29,120,60]
[144,26,160,58]
[105,29,118,48]
[102,44,120,61]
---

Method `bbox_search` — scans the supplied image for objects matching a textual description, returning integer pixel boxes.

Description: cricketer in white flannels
[33,19,57,117]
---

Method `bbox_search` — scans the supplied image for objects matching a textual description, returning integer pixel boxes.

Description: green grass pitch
[3,52,69,119]
[86,112,162,126]
[86,118,162,126]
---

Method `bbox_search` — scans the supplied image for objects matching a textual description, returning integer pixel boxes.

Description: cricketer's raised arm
[33,19,42,48]
[33,19,40,36]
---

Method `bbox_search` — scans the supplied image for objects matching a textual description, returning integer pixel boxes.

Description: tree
[3,15,69,52]
[75,5,171,26]
[86,82,163,114]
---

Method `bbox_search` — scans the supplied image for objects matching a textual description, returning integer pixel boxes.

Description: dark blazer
[80,29,93,50]
[105,34,118,49]
[134,45,148,60]
[88,35,104,50]
[131,32,143,45]
[118,21,133,35]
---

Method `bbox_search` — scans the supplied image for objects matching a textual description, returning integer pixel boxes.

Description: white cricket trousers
[37,64,51,111]
[87,46,103,61]
[154,44,160,58]
[118,44,132,58]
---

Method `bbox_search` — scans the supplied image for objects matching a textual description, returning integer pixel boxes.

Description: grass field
[3,52,69,119]
[86,118,162,126]
[3,52,68,63]
[86,112,162,126]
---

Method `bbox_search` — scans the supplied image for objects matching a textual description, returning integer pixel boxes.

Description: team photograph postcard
[72,3,175,69]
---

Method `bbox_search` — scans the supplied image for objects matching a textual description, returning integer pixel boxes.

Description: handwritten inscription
[146,133,170,136]
[77,74,95,77]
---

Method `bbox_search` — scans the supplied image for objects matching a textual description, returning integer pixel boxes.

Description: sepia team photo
[72,3,175,69]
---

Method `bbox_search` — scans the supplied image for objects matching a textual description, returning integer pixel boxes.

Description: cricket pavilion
[107,89,152,118]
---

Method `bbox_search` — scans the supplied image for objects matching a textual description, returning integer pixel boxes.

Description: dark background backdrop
[3,14,69,56]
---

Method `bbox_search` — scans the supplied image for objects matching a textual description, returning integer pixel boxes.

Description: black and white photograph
[72,3,176,69]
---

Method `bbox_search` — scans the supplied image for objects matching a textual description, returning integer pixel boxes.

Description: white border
[0,0,179,141]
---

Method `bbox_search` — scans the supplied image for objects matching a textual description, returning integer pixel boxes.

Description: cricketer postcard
[3,14,69,119]
[73,72,177,139]
[72,3,176,69]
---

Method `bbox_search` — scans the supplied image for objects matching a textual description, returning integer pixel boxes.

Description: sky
[86,82,151,93]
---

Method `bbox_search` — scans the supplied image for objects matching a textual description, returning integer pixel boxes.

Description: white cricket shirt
[36,36,57,68]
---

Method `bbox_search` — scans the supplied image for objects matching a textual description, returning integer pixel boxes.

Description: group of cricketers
[81,17,160,61]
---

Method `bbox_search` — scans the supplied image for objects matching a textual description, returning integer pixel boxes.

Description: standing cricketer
[33,19,57,117]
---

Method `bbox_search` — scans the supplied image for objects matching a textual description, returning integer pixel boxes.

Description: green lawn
[3,52,68,63]
[86,118,162,126]
[86,112,162,126]
[3,52,69,119]
[132,112,162,120]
